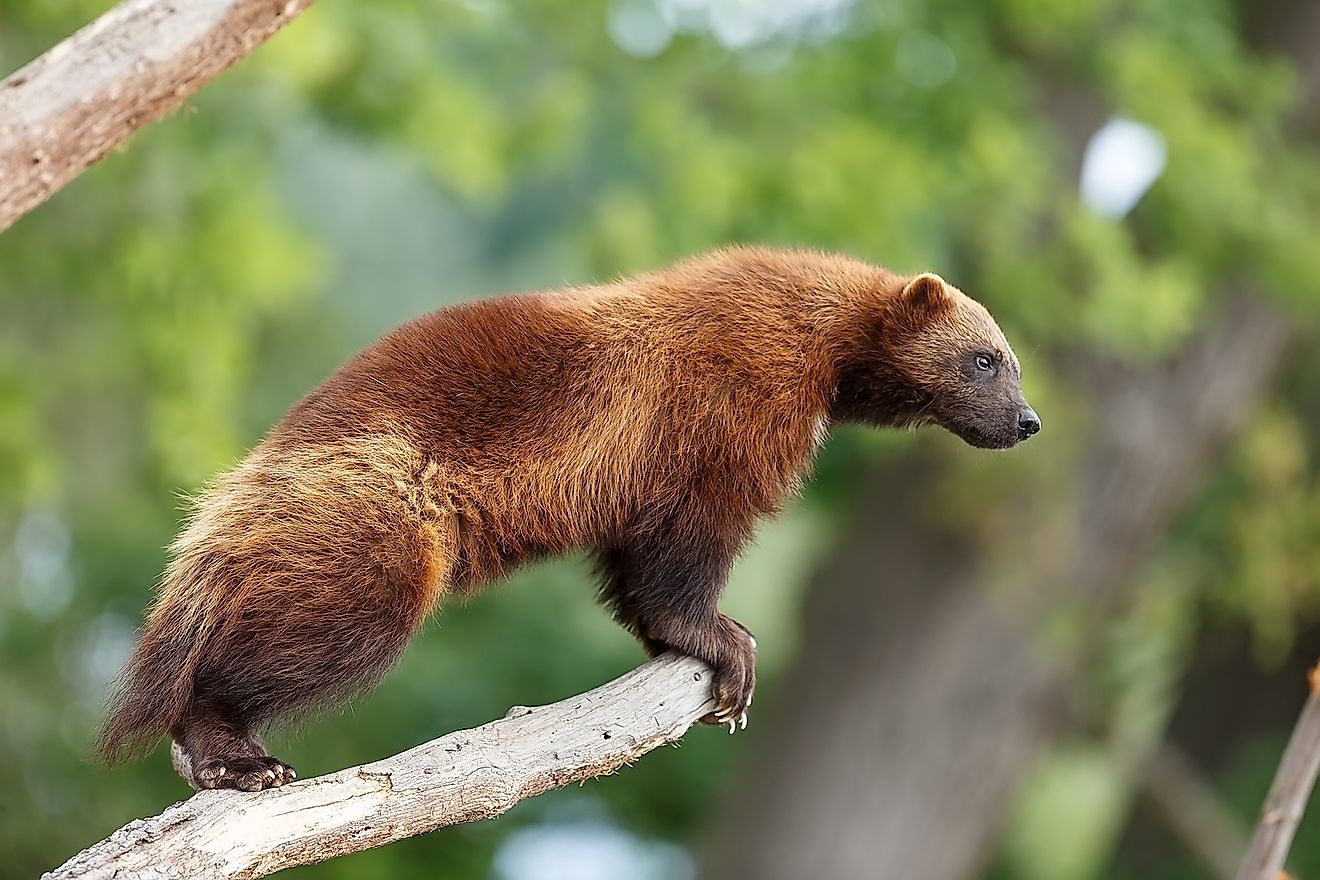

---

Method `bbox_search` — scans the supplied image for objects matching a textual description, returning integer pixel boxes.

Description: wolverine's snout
[1017,407,1041,441]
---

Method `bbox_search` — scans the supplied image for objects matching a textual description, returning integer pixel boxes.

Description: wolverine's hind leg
[165,508,455,791]
[171,709,296,791]
[169,569,437,792]
[158,440,462,792]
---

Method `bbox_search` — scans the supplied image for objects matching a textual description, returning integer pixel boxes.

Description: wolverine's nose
[1017,408,1041,440]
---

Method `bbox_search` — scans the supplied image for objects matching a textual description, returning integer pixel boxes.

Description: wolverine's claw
[727,719,736,734]
[739,712,747,730]
[191,756,295,791]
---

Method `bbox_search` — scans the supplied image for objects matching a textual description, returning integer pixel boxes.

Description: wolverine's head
[833,272,1040,449]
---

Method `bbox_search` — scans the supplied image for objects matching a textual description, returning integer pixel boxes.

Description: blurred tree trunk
[704,5,1320,877]
[1114,622,1320,877]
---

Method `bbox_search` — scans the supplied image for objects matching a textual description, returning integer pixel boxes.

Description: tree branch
[0,0,317,233]
[43,653,717,880]
[1236,660,1320,880]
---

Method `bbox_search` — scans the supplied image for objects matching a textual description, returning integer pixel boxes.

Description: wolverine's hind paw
[195,756,296,791]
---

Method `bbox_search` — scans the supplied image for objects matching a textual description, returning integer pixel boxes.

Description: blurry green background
[4,0,1320,878]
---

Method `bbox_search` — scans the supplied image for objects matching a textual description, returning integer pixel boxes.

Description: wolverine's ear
[901,273,949,311]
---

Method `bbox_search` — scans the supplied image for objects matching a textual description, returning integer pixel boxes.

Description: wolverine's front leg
[596,533,757,729]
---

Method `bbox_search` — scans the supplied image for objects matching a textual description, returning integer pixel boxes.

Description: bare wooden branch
[43,653,717,880]
[1236,660,1320,880]
[0,0,318,232]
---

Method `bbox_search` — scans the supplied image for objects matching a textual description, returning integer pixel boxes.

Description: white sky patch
[494,819,694,880]
[1079,117,1168,218]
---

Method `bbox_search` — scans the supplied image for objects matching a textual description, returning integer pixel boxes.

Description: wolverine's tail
[96,462,242,763]
[95,598,207,763]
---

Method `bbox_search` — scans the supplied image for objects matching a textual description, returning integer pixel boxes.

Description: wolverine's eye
[974,353,993,372]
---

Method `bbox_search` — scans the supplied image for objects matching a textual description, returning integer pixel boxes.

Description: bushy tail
[95,599,207,763]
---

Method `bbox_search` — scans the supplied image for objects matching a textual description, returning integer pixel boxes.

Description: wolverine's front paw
[699,615,757,732]
[195,755,297,791]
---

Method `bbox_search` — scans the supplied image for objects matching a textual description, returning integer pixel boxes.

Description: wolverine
[98,246,1040,791]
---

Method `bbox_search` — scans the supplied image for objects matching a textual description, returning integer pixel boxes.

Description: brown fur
[97,246,1035,789]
